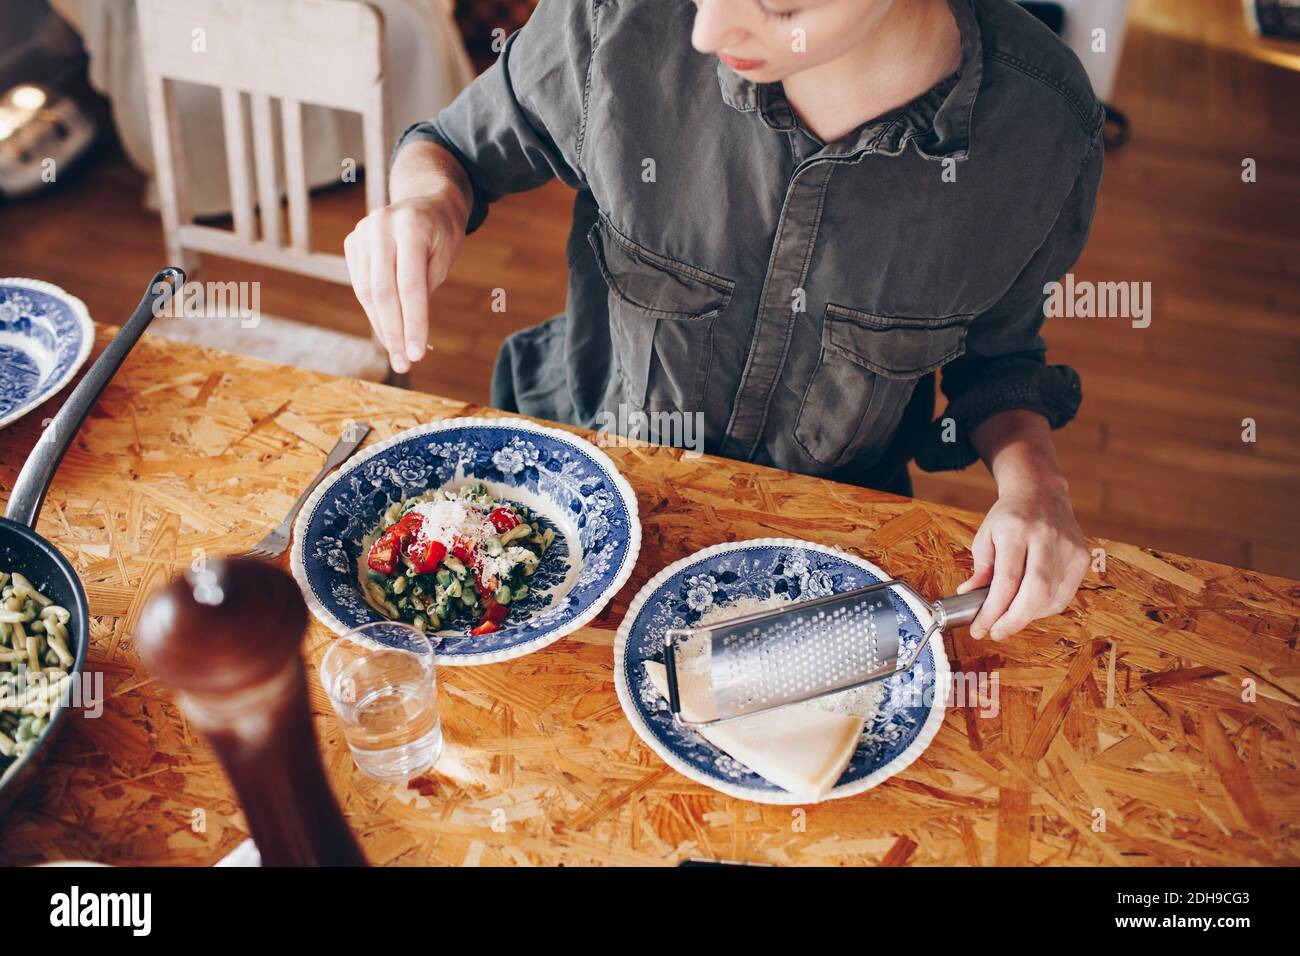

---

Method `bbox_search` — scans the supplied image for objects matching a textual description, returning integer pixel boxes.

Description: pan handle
[4,268,185,529]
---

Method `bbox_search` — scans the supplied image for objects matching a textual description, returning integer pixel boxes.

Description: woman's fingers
[1045,545,1089,617]
[987,540,1055,640]
[958,486,1089,641]
[345,194,465,375]
[975,538,1086,641]
[956,521,995,594]
[367,213,409,373]
[394,220,430,363]
[968,533,1023,640]
[343,229,380,341]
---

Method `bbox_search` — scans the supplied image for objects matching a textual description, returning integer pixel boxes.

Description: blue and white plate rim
[0,277,95,431]
[289,415,643,666]
[612,537,951,804]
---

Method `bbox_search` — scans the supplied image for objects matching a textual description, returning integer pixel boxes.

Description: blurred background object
[451,0,535,66]
[1046,0,1132,100]
[7,0,476,382]
[0,83,96,198]
[47,0,473,217]
[1245,0,1300,39]
[136,558,367,867]
[0,0,85,92]
[0,0,98,198]
[129,0,401,381]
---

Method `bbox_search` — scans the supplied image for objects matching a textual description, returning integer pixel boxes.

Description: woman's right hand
[344,191,469,374]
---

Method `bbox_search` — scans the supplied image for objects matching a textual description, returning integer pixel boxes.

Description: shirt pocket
[793,304,972,470]
[587,215,734,411]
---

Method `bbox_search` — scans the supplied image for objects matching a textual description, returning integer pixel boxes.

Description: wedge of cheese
[643,659,864,802]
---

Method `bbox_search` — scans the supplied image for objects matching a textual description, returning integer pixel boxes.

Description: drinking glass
[319,622,443,782]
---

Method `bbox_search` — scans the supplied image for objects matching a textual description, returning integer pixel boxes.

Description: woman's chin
[729,62,785,84]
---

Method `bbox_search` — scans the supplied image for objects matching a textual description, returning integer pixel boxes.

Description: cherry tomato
[484,600,509,624]
[394,512,423,534]
[366,536,399,575]
[408,539,447,575]
[369,512,424,574]
[469,619,498,636]
[488,507,520,533]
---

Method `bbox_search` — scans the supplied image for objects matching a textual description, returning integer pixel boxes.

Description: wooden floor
[3,0,1298,578]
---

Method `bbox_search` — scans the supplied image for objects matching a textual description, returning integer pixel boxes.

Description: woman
[344,0,1099,641]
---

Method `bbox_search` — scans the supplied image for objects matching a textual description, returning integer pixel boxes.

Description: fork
[242,423,373,559]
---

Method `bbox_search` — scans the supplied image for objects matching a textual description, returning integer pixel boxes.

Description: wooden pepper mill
[136,557,366,866]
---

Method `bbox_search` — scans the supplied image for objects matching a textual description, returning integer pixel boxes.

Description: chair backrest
[137,0,391,284]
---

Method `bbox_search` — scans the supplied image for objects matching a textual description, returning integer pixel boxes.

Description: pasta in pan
[0,571,73,776]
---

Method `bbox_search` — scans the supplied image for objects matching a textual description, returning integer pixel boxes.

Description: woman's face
[691,0,897,84]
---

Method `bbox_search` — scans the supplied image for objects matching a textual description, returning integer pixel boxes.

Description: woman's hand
[956,478,1089,639]
[344,142,473,374]
[959,410,1089,640]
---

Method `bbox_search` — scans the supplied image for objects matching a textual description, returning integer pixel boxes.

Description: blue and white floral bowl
[614,539,949,804]
[291,417,641,665]
[0,278,94,431]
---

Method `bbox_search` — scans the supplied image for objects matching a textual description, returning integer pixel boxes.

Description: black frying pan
[0,268,183,814]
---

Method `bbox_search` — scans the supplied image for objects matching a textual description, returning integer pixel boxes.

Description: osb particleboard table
[1,326,1297,867]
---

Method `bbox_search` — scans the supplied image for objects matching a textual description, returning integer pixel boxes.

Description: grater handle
[933,587,990,629]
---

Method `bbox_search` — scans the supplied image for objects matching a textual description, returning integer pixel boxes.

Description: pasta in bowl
[361,483,556,636]
[291,417,641,665]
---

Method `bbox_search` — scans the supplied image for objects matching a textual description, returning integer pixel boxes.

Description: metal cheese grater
[663,580,989,727]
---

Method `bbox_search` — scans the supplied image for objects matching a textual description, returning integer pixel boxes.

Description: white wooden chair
[136,0,391,381]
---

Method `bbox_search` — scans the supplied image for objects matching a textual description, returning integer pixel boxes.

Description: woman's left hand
[955,477,1089,640]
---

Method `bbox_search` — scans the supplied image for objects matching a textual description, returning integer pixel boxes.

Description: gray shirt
[396,0,1103,494]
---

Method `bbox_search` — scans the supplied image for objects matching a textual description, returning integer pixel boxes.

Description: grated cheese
[408,498,493,550]
[406,495,520,588]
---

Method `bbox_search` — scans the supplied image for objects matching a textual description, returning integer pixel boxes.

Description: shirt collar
[716,0,982,161]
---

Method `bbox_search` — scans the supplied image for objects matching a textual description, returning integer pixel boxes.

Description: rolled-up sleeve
[915,131,1104,472]
[391,0,594,234]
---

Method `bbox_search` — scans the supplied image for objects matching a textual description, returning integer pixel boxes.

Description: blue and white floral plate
[291,417,641,665]
[614,538,949,804]
[0,278,94,431]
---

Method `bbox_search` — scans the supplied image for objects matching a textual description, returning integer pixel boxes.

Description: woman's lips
[719,53,766,72]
